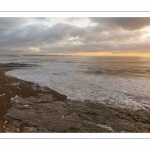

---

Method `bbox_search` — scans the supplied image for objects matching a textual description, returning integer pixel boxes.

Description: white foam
[5,60,150,111]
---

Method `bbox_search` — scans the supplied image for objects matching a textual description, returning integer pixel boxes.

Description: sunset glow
[57,52,150,57]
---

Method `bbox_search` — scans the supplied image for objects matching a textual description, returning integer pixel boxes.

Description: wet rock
[11,82,20,86]
[97,124,114,132]
[61,115,64,119]
[22,105,30,109]
[4,92,150,132]
[23,127,37,132]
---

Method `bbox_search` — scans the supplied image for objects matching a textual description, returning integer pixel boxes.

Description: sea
[1,55,150,110]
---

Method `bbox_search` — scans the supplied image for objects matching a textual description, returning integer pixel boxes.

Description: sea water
[1,55,150,110]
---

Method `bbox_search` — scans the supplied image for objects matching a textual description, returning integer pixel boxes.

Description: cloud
[65,17,84,22]
[0,17,150,55]
[0,23,85,47]
[0,22,139,47]
[30,47,41,52]
[0,18,28,31]
[90,18,150,30]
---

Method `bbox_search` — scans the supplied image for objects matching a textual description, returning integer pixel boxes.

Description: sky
[0,17,150,56]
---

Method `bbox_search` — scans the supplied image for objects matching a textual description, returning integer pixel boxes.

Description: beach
[0,63,150,132]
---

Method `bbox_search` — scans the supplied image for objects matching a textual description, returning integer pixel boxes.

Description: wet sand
[0,63,150,132]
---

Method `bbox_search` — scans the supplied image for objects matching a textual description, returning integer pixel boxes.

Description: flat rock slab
[4,94,150,133]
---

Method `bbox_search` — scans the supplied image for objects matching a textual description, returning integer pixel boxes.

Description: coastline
[0,63,150,132]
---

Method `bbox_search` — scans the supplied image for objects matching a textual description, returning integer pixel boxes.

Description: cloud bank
[0,17,150,55]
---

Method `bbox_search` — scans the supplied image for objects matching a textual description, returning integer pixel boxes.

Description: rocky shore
[0,63,150,132]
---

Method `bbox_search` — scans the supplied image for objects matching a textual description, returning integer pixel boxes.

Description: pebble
[23,105,30,108]
[15,95,19,98]
[97,124,114,132]
[24,127,37,132]
[120,131,126,133]
[61,115,64,119]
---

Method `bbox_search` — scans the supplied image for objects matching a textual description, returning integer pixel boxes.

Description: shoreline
[0,63,67,132]
[0,63,150,132]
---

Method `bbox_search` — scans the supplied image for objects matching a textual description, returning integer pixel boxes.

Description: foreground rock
[4,94,150,133]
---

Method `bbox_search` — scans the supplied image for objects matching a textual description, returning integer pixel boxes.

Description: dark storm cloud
[90,18,150,30]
